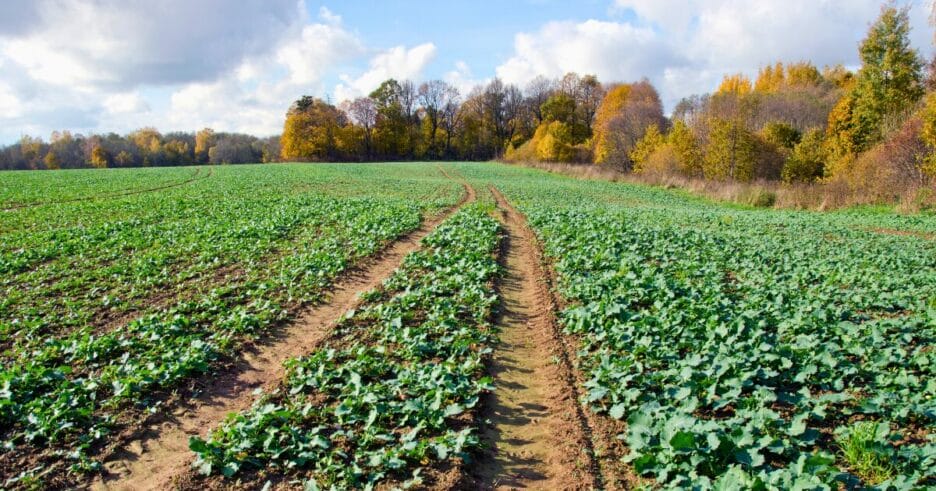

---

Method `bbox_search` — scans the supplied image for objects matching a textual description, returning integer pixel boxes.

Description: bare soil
[867,227,935,241]
[467,186,599,490]
[87,192,470,491]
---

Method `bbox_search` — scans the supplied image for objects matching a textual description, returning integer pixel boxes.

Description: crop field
[0,162,933,490]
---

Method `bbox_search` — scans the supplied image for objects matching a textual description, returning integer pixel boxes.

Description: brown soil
[866,227,935,241]
[87,192,470,491]
[490,186,638,490]
[467,186,599,490]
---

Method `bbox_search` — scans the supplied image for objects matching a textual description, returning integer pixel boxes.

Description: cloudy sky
[0,0,933,144]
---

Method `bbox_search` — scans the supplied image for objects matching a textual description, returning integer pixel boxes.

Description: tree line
[279,4,936,200]
[2,2,933,203]
[0,128,279,170]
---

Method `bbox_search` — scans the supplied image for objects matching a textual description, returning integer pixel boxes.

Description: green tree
[782,128,826,183]
[370,79,414,158]
[703,118,758,181]
[827,5,924,174]
[854,6,924,128]
[760,121,801,149]
[668,120,703,177]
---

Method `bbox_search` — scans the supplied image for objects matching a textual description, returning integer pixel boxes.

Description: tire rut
[3,167,212,212]
[87,184,475,491]
[469,186,600,490]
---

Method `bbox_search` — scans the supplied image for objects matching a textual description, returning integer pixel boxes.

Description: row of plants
[1,166,461,347]
[1,194,366,355]
[0,164,464,487]
[455,163,934,490]
[189,205,502,489]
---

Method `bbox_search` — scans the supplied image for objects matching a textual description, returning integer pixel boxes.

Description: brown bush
[829,116,929,203]
[637,144,681,179]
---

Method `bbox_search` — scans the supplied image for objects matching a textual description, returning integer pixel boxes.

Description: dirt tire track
[468,186,600,490]
[488,187,634,490]
[3,167,212,212]
[87,183,474,491]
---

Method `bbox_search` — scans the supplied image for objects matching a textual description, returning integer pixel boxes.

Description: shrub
[761,121,801,149]
[782,128,826,183]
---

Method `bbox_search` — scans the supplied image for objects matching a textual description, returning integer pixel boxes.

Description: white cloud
[0,0,297,90]
[0,85,21,119]
[0,1,380,140]
[497,19,678,86]
[502,0,934,111]
[103,93,151,115]
[444,61,486,97]
[334,43,438,102]
[2,0,933,142]
[318,6,342,26]
[167,80,286,136]
[276,22,365,85]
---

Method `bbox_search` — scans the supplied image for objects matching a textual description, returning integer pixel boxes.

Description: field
[0,162,933,490]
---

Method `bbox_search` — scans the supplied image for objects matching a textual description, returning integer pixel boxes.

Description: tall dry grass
[502,159,936,212]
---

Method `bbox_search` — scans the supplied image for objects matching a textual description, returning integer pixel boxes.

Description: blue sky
[0,0,932,144]
[314,0,620,75]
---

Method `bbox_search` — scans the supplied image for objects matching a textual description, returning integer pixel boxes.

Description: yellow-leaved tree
[280,96,348,161]
[592,84,632,165]
[717,74,752,96]
[90,146,110,168]
[534,121,576,162]
[668,120,703,177]
[703,118,758,181]
[630,124,665,173]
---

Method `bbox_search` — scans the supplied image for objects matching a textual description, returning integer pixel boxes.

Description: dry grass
[502,159,936,212]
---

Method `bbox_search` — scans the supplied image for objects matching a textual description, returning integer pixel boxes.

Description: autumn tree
[593,81,666,171]
[90,145,110,168]
[18,136,43,169]
[668,119,704,177]
[524,76,554,124]
[534,121,576,162]
[821,64,855,89]
[717,73,753,96]
[439,89,462,158]
[417,80,451,157]
[280,96,348,161]
[115,150,134,167]
[826,5,924,179]
[43,150,61,170]
[343,97,377,159]
[630,124,666,173]
[754,63,785,93]
[195,128,215,163]
[704,118,758,181]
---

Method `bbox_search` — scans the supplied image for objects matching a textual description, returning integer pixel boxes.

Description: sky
[0,0,933,144]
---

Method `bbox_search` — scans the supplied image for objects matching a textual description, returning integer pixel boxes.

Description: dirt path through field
[89,184,473,491]
[470,186,599,490]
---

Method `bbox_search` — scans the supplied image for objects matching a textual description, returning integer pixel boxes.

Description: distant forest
[2,5,934,204]
[0,129,279,170]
